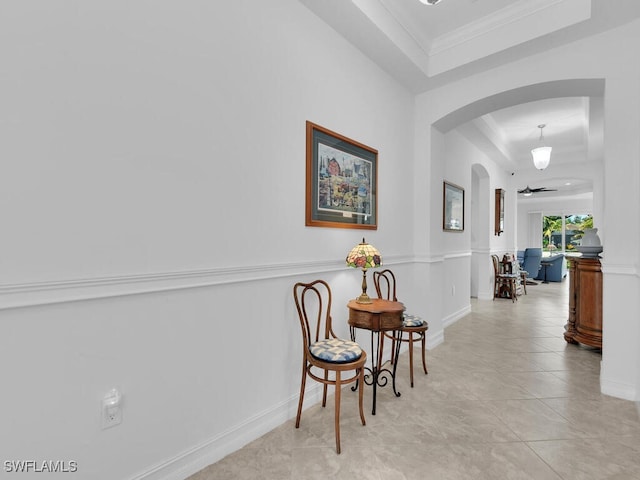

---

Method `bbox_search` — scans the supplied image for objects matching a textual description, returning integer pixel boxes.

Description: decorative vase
[582,228,601,247]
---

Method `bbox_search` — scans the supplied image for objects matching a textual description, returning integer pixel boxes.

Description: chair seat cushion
[403,314,426,328]
[498,273,519,279]
[309,338,363,363]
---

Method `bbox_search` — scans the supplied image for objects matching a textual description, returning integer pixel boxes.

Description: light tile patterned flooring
[188,280,640,479]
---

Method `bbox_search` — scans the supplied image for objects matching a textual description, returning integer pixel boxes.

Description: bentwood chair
[491,254,519,302]
[373,269,428,388]
[293,279,367,454]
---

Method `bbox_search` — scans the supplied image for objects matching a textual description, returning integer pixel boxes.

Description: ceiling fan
[518,185,557,196]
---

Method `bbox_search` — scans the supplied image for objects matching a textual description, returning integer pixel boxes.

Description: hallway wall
[0,1,419,479]
[2,2,639,479]
[416,18,640,401]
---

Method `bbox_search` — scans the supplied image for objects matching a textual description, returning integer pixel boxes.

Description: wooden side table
[565,256,602,348]
[347,298,405,415]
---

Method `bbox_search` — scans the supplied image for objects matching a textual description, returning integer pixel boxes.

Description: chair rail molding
[444,251,472,260]
[0,255,418,310]
[0,262,336,311]
[413,251,472,264]
[600,261,638,277]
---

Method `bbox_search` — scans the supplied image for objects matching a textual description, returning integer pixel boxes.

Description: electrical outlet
[102,404,122,429]
[101,389,123,429]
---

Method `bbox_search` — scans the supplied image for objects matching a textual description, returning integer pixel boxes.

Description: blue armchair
[519,248,542,281]
[536,254,567,282]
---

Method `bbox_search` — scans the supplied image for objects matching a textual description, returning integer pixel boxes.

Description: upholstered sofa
[535,253,567,282]
[517,248,542,281]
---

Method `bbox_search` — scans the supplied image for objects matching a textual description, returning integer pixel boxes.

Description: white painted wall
[3,1,640,479]
[417,18,640,401]
[441,130,512,303]
[0,1,418,479]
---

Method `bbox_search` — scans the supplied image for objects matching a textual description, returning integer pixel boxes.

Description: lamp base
[356,268,373,304]
[355,293,373,304]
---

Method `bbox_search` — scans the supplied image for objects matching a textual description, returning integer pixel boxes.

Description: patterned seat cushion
[309,338,363,363]
[499,273,519,279]
[403,314,426,328]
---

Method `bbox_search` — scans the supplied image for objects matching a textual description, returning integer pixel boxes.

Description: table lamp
[346,238,382,304]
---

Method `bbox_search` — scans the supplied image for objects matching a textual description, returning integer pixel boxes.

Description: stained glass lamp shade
[346,238,382,304]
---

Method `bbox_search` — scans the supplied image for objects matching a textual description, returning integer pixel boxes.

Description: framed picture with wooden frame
[495,188,505,236]
[305,121,377,229]
[443,181,464,232]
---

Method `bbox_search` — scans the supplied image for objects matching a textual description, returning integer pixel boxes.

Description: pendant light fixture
[419,0,442,5]
[531,124,552,170]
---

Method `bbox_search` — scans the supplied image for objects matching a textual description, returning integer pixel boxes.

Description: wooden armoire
[564,256,602,348]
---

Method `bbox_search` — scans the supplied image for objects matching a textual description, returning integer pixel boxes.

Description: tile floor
[188,280,640,479]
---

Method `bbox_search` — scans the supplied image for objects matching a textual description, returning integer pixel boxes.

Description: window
[542,214,593,254]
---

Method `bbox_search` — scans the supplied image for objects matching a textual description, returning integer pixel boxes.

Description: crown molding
[431,0,569,55]
[427,0,591,76]
[354,0,591,78]
[351,0,431,75]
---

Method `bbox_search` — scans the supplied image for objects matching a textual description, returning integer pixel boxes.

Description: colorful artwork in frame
[305,121,377,229]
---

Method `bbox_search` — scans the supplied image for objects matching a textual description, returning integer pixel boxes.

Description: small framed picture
[443,181,464,232]
[495,188,505,236]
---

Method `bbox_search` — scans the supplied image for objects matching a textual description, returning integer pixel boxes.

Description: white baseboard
[426,329,444,350]
[476,292,494,301]
[600,360,640,401]
[600,377,639,401]
[130,385,324,480]
[443,305,471,328]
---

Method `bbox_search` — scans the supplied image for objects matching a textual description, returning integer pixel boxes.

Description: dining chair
[491,254,518,302]
[372,269,428,388]
[293,279,367,454]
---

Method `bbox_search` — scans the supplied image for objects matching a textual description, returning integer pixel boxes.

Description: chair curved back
[372,268,429,387]
[373,269,398,302]
[292,279,367,454]
[491,254,519,302]
[491,254,501,276]
[293,279,334,352]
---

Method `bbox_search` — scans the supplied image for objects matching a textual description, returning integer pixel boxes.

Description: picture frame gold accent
[305,121,377,229]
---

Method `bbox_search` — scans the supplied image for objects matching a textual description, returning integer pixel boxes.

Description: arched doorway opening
[431,78,604,306]
[470,163,491,299]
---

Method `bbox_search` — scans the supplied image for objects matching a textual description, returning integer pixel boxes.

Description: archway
[433,79,605,134]
[430,78,605,305]
[470,163,491,299]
